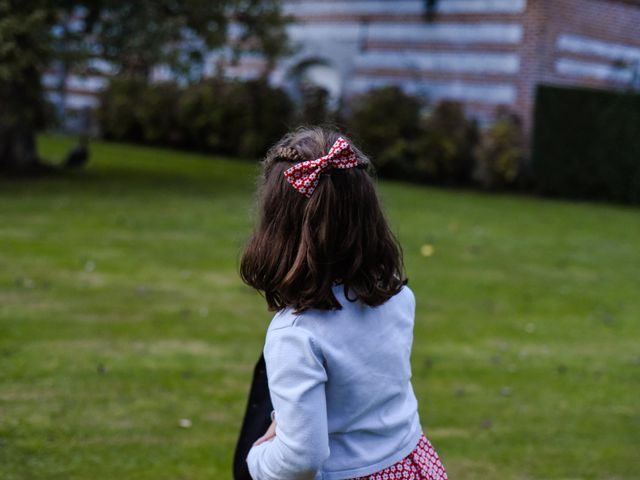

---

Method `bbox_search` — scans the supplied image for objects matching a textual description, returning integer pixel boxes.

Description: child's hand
[253,419,277,446]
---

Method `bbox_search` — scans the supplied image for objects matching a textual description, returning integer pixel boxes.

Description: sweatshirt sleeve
[246,325,330,480]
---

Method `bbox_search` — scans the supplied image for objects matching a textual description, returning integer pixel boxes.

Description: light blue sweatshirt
[246,284,423,480]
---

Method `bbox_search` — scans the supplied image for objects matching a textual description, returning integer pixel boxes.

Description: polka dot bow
[283,137,359,197]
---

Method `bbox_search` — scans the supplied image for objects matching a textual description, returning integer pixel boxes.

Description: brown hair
[240,126,406,313]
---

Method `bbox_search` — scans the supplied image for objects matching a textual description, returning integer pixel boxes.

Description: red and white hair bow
[283,137,359,197]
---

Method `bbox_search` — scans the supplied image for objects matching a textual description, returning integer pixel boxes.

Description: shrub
[137,82,182,146]
[474,108,525,189]
[177,78,241,154]
[415,101,479,185]
[347,86,423,179]
[177,78,293,157]
[97,78,147,142]
[237,79,294,158]
[99,77,293,158]
[347,91,481,185]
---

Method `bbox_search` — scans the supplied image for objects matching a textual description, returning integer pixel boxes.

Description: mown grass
[1,135,639,479]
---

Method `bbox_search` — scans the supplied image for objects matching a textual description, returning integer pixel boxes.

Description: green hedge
[98,78,294,159]
[346,88,483,186]
[346,86,423,180]
[532,85,640,204]
[98,80,526,189]
[473,108,526,189]
[98,78,147,143]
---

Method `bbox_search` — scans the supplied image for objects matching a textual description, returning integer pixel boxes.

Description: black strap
[232,353,273,480]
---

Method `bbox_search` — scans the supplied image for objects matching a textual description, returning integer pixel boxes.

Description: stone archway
[291,59,343,111]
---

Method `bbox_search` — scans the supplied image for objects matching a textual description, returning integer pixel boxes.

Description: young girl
[240,127,447,480]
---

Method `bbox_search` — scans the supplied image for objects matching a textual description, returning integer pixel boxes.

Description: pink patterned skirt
[349,433,447,480]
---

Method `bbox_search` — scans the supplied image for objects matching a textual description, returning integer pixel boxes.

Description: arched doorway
[291,60,343,112]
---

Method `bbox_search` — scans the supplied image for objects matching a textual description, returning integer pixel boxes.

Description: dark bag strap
[232,353,273,480]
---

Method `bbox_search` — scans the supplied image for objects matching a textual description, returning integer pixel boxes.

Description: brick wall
[46,0,640,134]
[516,0,640,132]
[276,0,640,131]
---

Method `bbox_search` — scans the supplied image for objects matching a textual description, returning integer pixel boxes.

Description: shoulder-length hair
[240,126,406,313]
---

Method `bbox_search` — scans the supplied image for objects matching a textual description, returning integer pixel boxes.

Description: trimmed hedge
[532,85,640,204]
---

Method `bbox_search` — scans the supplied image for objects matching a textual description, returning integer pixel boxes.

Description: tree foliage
[0,0,291,172]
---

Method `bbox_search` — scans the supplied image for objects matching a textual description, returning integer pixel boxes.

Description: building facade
[46,0,640,132]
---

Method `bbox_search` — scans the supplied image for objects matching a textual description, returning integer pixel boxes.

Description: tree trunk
[0,66,49,174]
[0,128,39,173]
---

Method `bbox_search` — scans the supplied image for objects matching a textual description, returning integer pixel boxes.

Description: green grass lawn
[1,135,639,479]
